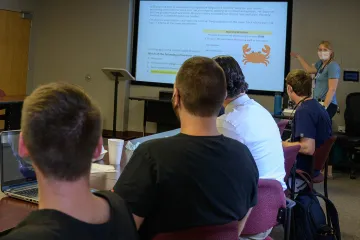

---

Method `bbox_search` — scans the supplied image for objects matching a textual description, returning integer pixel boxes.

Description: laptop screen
[1,131,36,190]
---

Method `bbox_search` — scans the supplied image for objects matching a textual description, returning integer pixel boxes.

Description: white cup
[108,139,124,165]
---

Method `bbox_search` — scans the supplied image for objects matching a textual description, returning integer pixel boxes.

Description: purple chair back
[277,120,289,136]
[152,221,238,240]
[283,145,300,182]
[313,136,337,171]
[241,179,286,236]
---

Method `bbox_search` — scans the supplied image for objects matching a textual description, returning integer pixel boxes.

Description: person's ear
[172,88,180,107]
[93,137,103,159]
[18,132,29,158]
[287,85,293,94]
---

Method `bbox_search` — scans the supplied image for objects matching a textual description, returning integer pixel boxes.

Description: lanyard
[314,60,332,83]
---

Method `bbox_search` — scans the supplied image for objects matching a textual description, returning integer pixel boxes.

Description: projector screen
[132,0,292,94]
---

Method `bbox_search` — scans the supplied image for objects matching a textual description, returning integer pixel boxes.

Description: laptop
[1,131,38,203]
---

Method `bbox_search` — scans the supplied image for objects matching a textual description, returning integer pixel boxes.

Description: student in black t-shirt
[113,56,259,240]
[0,83,138,240]
[283,70,332,187]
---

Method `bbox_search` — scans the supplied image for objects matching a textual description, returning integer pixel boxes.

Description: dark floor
[270,172,360,240]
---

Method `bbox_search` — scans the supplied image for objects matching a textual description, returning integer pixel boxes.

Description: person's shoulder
[95,190,125,204]
[295,101,315,116]
[216,111,239,132]
[219,109,241,123]
[298,100,325,117]
[222,136,259,174]
[94,190,133,215]
[309,99,326,111]
[143,134,183,146]
[216,113,227,124]
[329,61,340,67]
[252,100,276,119]
[94,191,138,238]
[218,101,262,126]
[222,136,251,154]
[1,225,57,240]
[135,134,185,154]
[135,136,172,151]
[328,61,341,70]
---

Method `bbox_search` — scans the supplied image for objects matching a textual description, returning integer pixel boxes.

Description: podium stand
[102,68,135,138]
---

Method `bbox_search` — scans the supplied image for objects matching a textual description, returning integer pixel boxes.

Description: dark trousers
[327,103,337,119]
[326,103,337,165]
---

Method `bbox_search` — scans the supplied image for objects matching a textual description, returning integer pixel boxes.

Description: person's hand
[290,52,300,59]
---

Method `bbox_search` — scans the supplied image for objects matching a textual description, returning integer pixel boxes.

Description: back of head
[175,56,226,117]
[286,69,312,97]
[21,82,101,181]
[213,56,248,98]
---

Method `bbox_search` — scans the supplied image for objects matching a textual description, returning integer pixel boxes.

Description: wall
[29,0,133,131]
[290,0,360,129]
[0,0,34,11]
[28,0,360,132]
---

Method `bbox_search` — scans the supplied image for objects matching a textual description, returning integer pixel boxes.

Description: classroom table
[0,129,179,232]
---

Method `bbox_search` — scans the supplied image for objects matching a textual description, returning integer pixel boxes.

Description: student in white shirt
[214,56,286,240]
[214,56,286,191]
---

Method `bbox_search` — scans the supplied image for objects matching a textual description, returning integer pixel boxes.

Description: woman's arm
[291,52,317,74]
[323,78,338,108]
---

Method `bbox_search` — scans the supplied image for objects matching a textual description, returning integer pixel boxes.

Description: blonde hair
[286,69,312,97]
[319,40,335,60]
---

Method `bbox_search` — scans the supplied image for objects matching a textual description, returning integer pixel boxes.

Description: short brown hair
[175,56,226,117]
[21,82,101,181]
[286,70,312,97]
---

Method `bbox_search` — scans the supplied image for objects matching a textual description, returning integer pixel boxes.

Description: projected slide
[135,0,289,92]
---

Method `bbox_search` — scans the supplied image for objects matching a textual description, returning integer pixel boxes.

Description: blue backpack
[291,191,341,240]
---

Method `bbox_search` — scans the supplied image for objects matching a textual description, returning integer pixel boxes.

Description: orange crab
[242,44,271,66]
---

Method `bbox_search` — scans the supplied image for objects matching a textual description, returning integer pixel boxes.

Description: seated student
[1,83,138,240]
[215,56,286,191]
[113,56,259,240]
[283,70,332,180]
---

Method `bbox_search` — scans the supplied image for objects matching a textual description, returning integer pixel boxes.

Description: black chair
[342,92,360,179]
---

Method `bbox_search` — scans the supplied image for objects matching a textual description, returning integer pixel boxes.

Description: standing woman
[291,41,341,178]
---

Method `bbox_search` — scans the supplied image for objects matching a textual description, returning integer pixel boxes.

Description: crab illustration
[242,44,271,66]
